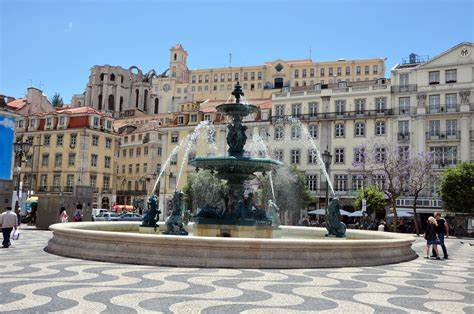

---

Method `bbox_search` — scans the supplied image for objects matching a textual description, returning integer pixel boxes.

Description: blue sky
[0,0,472,103]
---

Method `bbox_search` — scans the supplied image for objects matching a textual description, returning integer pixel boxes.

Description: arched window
[119,96,123,112]
[135,89,139,108]
[110,73,115,81]
[100,73,105,81]
[174,53,177,61]
[143,90,148,112]
[154,98,159,114]
[108,94,114,111]
[98,94,103,110]
[120,75,124,83]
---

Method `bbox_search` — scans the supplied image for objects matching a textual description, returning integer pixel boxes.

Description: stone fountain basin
[189,156,283,175]
[216,103,259,116]
[46,222,417,269]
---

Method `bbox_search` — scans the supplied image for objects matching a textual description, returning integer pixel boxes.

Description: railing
[270,109,393,123]
[102,188,112,194]
[38,185,48,192]
[425,131,461,140]
[392,107,417,115]
[427,104,460,114]
[433,161,459,169]
[116,190,147,196]
[397,133,410,141]
[64,186,73,193]
[391,84,417,93]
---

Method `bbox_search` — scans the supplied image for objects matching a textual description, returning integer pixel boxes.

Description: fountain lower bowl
[46,222,417,269]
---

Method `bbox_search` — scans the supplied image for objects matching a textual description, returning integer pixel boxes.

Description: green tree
[182,170,228,211]
[50,93,64,107]
[353,185,386,216]
[258,166,314,224]
[440,162,474,213]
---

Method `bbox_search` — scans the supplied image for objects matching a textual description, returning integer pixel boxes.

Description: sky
[0,0,472,103]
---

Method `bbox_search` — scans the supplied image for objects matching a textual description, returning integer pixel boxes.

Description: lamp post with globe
[322,148,332,214]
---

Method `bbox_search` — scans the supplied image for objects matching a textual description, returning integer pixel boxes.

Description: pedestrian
[59,207,68,223]
[378,220,385,232]
[433,212,449,259]
[424,216,440,260]
[72,204,83,222]
[14,207,21,226]
[0,207,19,248]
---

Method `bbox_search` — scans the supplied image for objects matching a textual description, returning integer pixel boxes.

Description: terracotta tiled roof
[6,98,27,110]
[31,106,108,117]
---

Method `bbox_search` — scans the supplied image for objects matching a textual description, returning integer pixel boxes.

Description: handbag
[12,229,20,240]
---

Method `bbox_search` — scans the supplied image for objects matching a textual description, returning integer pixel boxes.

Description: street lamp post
[13,141,32,208]
[322,149,332,213]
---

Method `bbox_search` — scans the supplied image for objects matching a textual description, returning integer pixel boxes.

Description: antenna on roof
[229,52,232,68]
[309,46,312,60]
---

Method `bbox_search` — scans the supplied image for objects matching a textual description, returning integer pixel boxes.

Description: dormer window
[93,116,100,127]
[106,120,112,130]
[177,116,184,124]
[58,116,65,126]
[17,119,24,128]
[204,114,211,121]
[29,118,36,129]
[45,117,52,128]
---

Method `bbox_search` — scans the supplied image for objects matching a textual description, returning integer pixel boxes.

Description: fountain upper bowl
[189,156,282,175]
[216,103,259,117]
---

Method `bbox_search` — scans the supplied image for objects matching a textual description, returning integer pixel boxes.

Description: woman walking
[424,216,440,260]
[59,207,68,223]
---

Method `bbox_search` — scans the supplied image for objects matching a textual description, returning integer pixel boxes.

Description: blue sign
[0,114,16,180]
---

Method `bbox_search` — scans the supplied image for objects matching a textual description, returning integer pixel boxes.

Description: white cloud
[0,118,16,130]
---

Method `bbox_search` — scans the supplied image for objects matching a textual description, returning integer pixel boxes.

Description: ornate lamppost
[322,149,332,213]
[13,140,32,207]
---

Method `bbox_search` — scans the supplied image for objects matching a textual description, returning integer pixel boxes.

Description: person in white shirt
[0,207,18,248]
[378,220,386,232]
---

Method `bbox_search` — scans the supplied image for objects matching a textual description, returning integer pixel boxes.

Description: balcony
[397,133,410,142]
[391,84,417,93]
[433,161,459,169]
[427,104,460,114]
[425,131,461,141]
[102,188,112,194]
[270,109,393,123]
[393,107,416,115]
[64,186,74,193]
[38,185,48,192]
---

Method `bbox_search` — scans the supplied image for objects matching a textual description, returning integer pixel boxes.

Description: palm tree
[50,93,64,107]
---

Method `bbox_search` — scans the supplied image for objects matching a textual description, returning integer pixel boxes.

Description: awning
[308,209,351,216]
[25,196,38,203]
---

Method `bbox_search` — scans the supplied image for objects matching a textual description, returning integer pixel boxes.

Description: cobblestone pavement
[0,227,473,313]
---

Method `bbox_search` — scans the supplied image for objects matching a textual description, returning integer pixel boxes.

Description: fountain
[189,83,282,237]
[46,83,417,268]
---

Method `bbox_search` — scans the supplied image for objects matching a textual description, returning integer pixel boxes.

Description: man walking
[0,207,19,248]
[433,212,449,259]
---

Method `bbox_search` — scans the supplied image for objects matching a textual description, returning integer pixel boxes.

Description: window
[68,153,75,166]
[355,99,365,114]
[275,105,285,117]
[258,72,262,80]
[429,95,440,113]
[306,175,318,191]
[398,146,409,160]
[398,120,409,136]
[345,66,350,75]
[335,148,344,164]
[90,175,97,189]
[157,147,162,156]
[308,149,318,164]
[105,137,112,149]
[136,163,140,173]
[399,97,410,113]
[54,153,62,167]
[400,73,409,86]
[429,71,440,84]
[70,134,77,146]
[44,135,51,146]
[308,102,318,117]
[121,165,125,174]
[310,69,314,77]
[354,147,365,163]
[328,68,333,76]
[104,156,111,168]
[430,146,458,166]
[40,174,48,189]
[374,174,385,190]
[352,175,365,191]
[143,163,148,173]
[335,123,345,137]
[129,149,133,157]
[103,176,110,190]
[58,116,65,126]
[375,98,386,112]
[375,121,386,135]
[170,154,177,165]
[274,126,284,140]
[17,119,24,128]
[106,120,112,129]
[373,65,378,74]
[320,68,325,76]
[128,164,132,174]
[42,154,49,167]
[93,116,99,127]
[204,114,211,121]
[291,103,301,117]
[335,100,345,115]
[354,122,365,137]
[294,69,299,78]
[429,120,440,137]
[56,134,64,146]
[190,114,197,122]
[375,147,386,163]
[364,66,369,75]
[144,146,149,155]
[91,154,98,167]
[446,120,457,136]
[66,174,74,189]
[337,67,342,76]
[45,117,52,128]
[92,135,99,146]
[335,175,348,191]
[446,94,457,111]
[52,174,61,190]
[29,119,36,129]
[291,125,301,139]
[290,149,300,164]
[445,69,457,83]
[171,134,179,143]
[356,66,361,75]
[274,150,284,162]
[308,124,318,138]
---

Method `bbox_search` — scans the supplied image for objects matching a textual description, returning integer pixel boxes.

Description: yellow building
[14,107,117,209]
